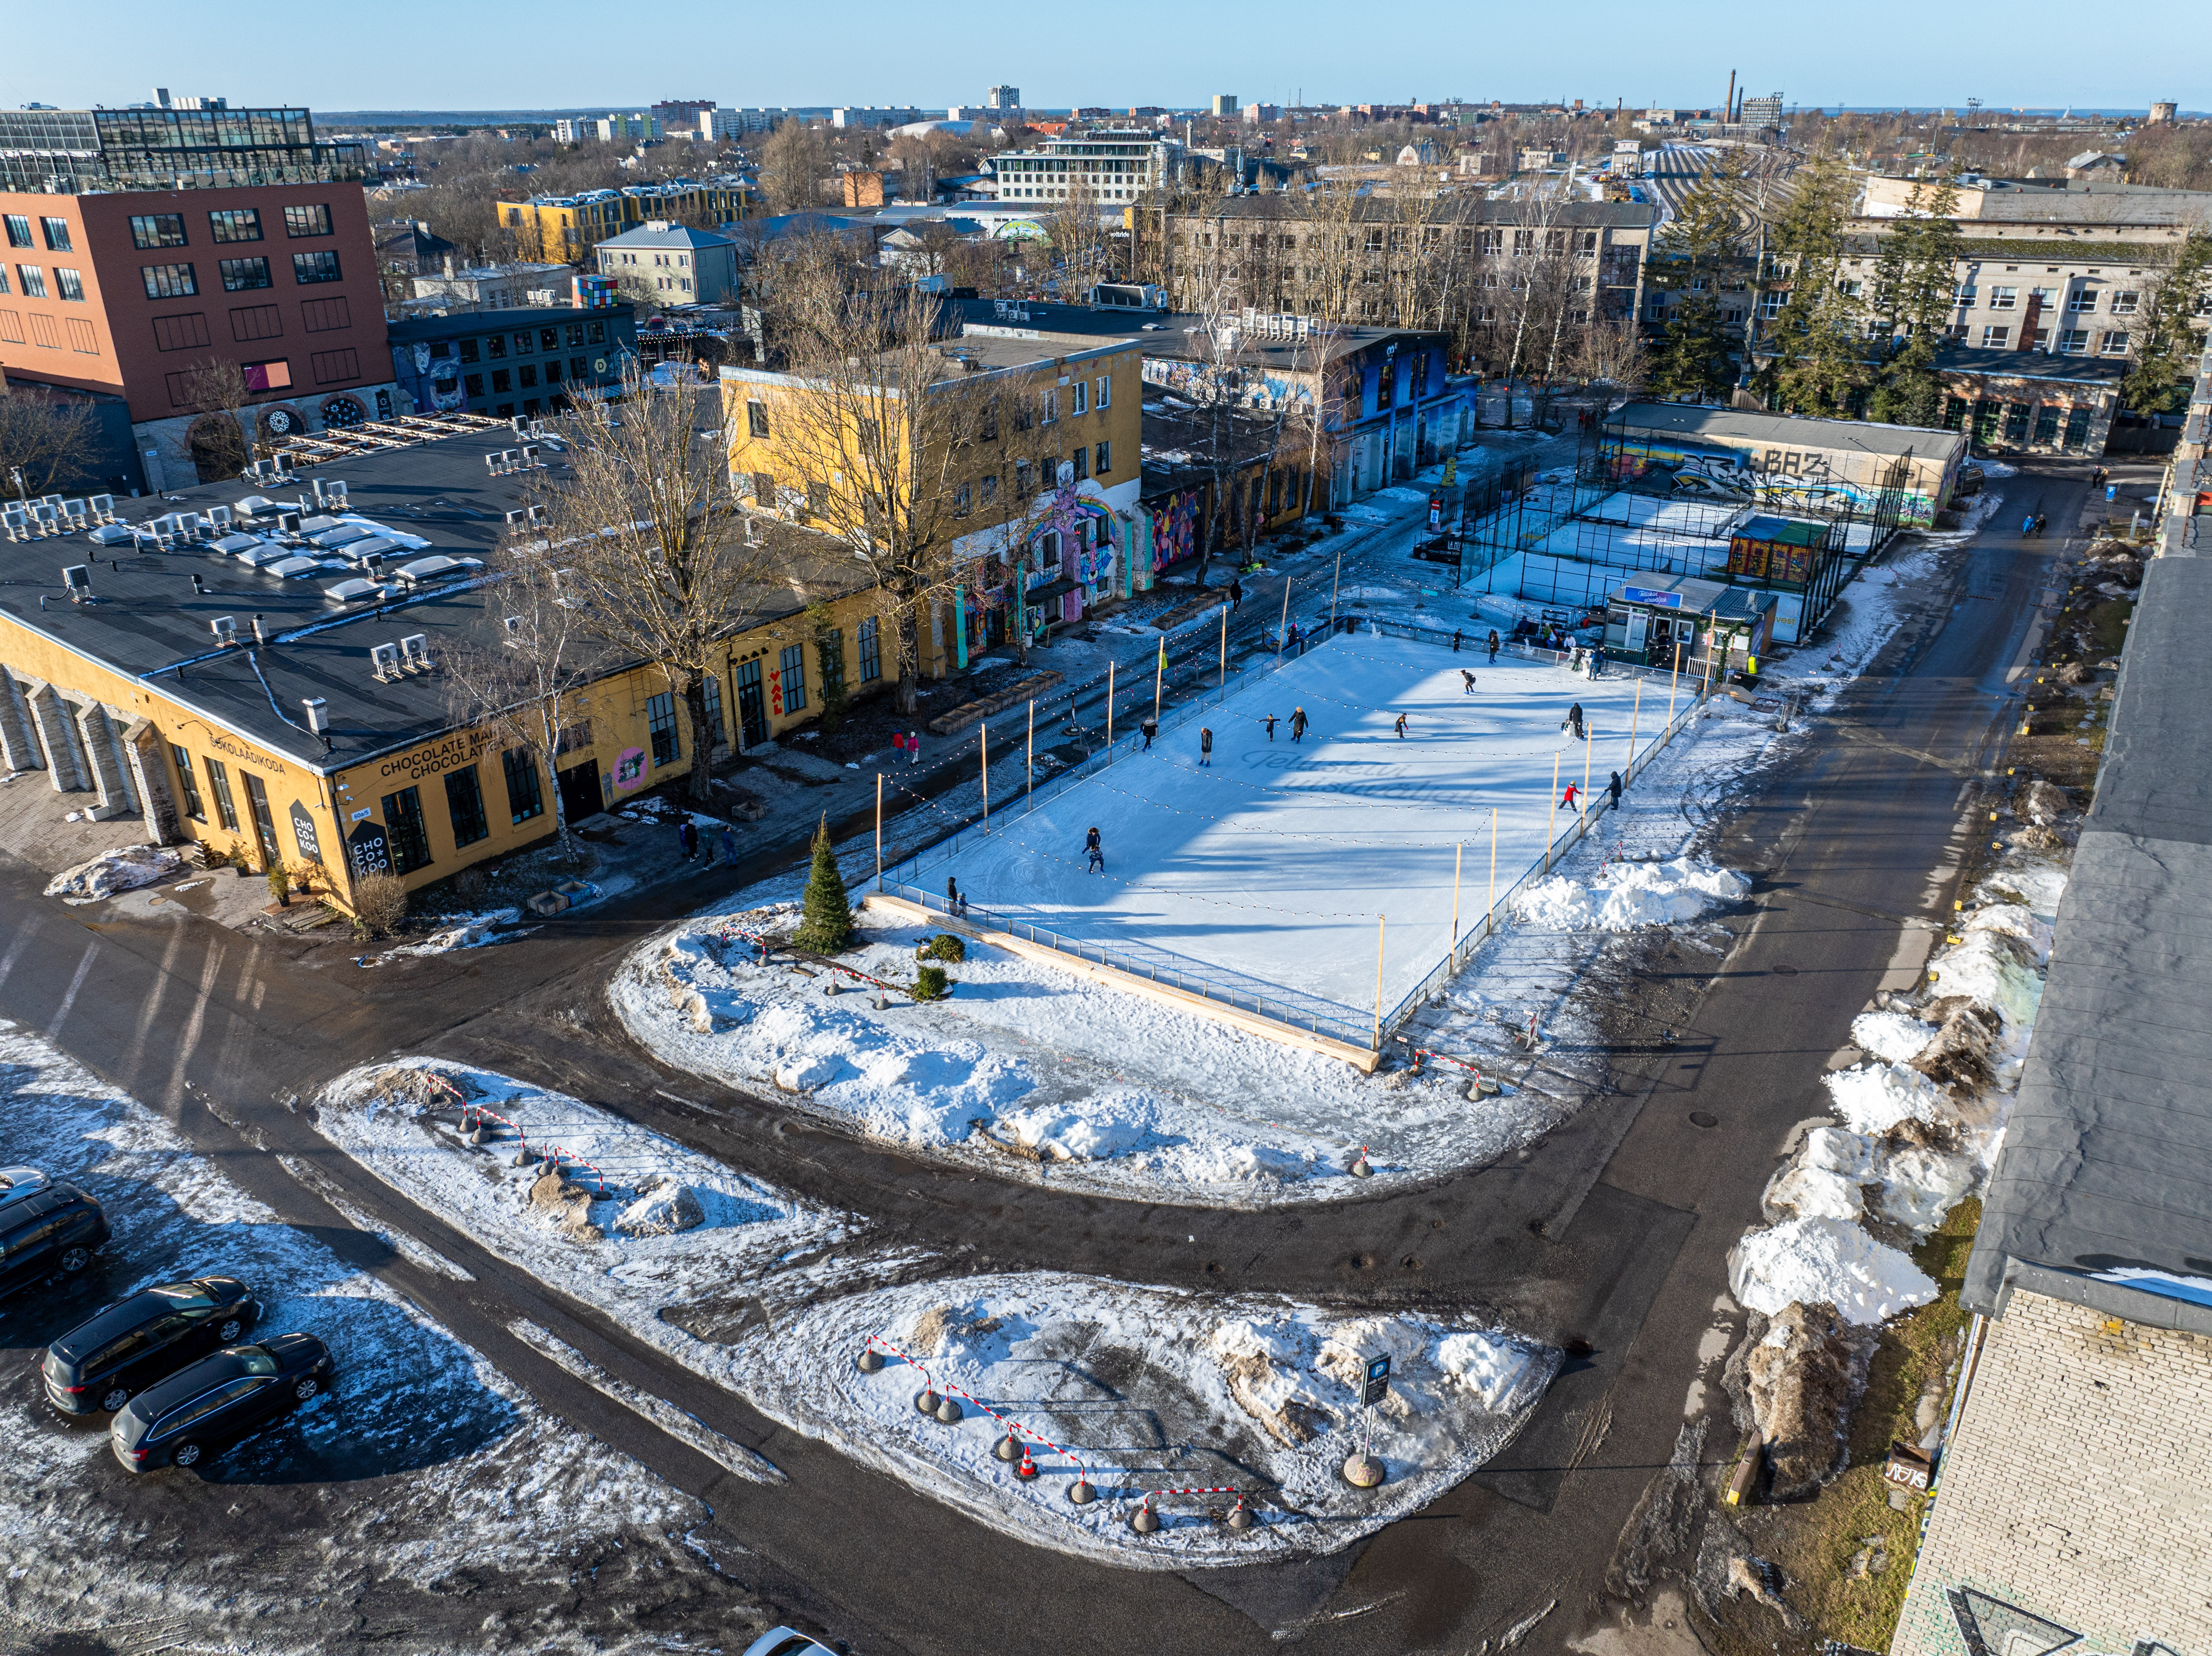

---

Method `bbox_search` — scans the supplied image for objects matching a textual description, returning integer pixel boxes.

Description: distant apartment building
[496,178,752,262]
[988,86,1022,111]
[553,112,662,145]
[0,176,397,489]
[1242,104,1281,126]
[992,131,1180,204]
[1210,95,1240,118]
[831,107,925,130]
[1738,93,1783,127]
[594,221,740,304]
[651,99,717,136]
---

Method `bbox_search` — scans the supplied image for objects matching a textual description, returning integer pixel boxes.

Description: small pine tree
[792,814,854,953]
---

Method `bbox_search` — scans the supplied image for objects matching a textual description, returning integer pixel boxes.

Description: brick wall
[1892,1288,2212,1656]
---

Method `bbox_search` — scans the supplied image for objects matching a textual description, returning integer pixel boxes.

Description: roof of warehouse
[1964,553,2212,1325]
[1609,401,1967,465]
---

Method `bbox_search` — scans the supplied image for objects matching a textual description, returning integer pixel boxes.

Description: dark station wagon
[110,1335,333,1472]
[43,1277,261,1416]
[0,1167,111,1300]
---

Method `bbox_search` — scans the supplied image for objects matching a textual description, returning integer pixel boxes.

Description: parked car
[0,1167,110,1300]
[42,1277,261,1416]
[109,1335,332,1472]
[741,1632,838,1656]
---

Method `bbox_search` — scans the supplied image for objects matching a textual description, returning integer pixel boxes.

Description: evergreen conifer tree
[1756,154,1868,416]
[1648,159,1747,404]
[2124,229,2212,414]
[792,814,854,953]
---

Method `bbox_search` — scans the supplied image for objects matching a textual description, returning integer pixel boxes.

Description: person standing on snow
[1199,727,1214,767]
[1290,707,1309,743]
[1084,827,1104,873]
[1487,629,1501,664]
[1263,713,1278,741]
[1608,771,1623,813]
[1460,668,1477,694]
[1230,576,1244,609]
[678,818,700,862]
[946,875,966,916]
[1563,702,1586,740]
[1394,712,1409,739]
[1561,781,1582,812]
[1141,715,1158,751]
[2035,512,2048,535]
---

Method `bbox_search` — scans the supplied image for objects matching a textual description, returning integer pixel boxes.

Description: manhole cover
[1771,964,1799,975]
[1689,1111,1719,1128]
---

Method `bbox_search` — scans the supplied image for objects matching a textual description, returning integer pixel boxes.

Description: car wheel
[173,1442,202,1467]
[57,1246,91,1273]
[100,1385,130,1413]
[292,1376,320,1402]
[217,1318,244,1342]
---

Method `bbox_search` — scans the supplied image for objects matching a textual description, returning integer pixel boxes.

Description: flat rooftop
[1610,401,1966,465]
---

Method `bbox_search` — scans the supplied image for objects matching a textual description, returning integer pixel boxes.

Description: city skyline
[3,0,2204,118]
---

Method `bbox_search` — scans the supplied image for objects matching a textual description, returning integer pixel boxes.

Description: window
[2033,405,2060,445]
[204,758,239,832]
[518,363,538,389]
[744,399,771,439]
[1070,446,1088,483]
[501,748,544,824]
[311,347,360,383]
[570,355,588,379]
[2067,288,2098,312]
[2003,403,2030,443]
[564,322,583,348]
[381,787,432,873]
[2064,407,2092,448]
[142,263,196,299]
[39,217,70,252]
[816,628,844,709]
[130,214,187,250]
[54,268,84,302]
[1015,458,1033,496]
[2100,330,2130,355]
[2028,327,2052,351]
[171,747,205,821]
[1040,388,1057,424]
[299,296,350,332]
[702,675,725,746]
[241,359,291,390]
[1987,286,2017,310]
[444,766,489,848]
[586,320,606,344]
[1013,397,1033,432]
[2111,290,2139,315]
[543,357,562,384]
[457,338,480,364]
[292,250,342,284]
[981,401,998,441]
[1071,379,1088,415]
[1094,440,1111,476]
[207,209,261,244]
[979,472,997,506]
[486,333,506,359]
[778,644,807,713]
[2058,328,2089,354]
[230,304,281,341]
[16,266,45,299]
[857,615,881,682]
[283,203,333,239]
[491,368,511,394]
[2031,285,2058,305]
[0,267,8,294]
[646,692,680,766]
[1095,374,1111,409]
[1980,325,2009,348]
[512,330,533,356]
[3,214,32,247]
[538,326,559,351]
[954,482,971,518]
[218,256,271,292]
[1756,292,1783,320]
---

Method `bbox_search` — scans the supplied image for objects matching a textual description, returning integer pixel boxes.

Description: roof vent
[302,697,328,733]
[211,615,239,645]
[250,613,266,645]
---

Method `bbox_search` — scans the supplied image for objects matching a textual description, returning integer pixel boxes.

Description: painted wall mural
[1607,437,1941,528]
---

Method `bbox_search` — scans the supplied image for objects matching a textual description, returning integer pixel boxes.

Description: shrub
[922,932,967,962]
[911,963,952,1001]
[266,856,290,907]
[353,872,409,938]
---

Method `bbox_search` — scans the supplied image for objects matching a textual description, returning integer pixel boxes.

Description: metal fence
[879,624,1718,1057]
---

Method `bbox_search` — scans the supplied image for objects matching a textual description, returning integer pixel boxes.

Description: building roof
[1182,193,1657,232]
[1609,401,1967,465]
[1609,570,1776,621]
[1928,344,2129,388]
[594,220,735,250]
[955,297,1447,371]
[1965,553,2212,1330]
[386,303,633,343]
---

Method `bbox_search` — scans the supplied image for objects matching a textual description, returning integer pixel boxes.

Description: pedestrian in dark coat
[1394,712,1409,739]
[1290,707,1308,742]
[1084,827,1104,873]
[1564,702,1586,740]
[1230,577,1244,609]
[1487,628,1501,663]
[1199,727,1214,766]
[1452,629,1463,652]
[1263,714,1278,740]
[1608,771,1623,812]
[2035,512,2048,535]
[720,824,739,866]
[946,875,966,917]
[1141,716,1158,750]
[678,819,700,861]
[1460,668,1477,694]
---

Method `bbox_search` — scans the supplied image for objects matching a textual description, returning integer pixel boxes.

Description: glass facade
[0,107,368,193]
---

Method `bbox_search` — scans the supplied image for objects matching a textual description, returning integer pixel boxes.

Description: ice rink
[905,633,1681,1031]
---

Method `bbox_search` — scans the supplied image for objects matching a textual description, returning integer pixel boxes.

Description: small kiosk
[1603,570,1777,677]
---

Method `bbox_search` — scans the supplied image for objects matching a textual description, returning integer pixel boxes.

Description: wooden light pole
[1544,750,1561,871]
[1372,914,1386,1051]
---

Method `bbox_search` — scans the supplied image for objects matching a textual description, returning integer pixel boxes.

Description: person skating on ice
[1561,781,1581,811]
[1290,707,1308,743]
[1487,629,1501,664]
[1460,668,1477,694]
[1262,713,1278,741]
[1563,701,1586,741]
[1394,712,1409,739]
[1084,826,1104,873]
[1199,727,1214,766]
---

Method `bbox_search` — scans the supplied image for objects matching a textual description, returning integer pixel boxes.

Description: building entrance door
[734,659,767,748]
[556,758,602,826]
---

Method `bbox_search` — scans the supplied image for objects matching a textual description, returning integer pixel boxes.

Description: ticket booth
[1604,570,1776,676]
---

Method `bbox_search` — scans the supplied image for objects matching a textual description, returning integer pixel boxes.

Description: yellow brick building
[496,180,752,264]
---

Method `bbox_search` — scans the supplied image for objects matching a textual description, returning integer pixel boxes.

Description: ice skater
[1084,826,1105,873]
[1452,629,1463,653]
[909,729,923,766]
[1563,701,1586,741]
[1262,713,1278,741]
[1394,712,1409,739]
[1608,770,1623,813]
[1585,642,1605,679]
[1141,715,1158,751]
[1199,726,1214,766]
[1487,629,1501,664]
[1460,668,1477,694]
[1290,706,1308,743]
[1561,781,1582,812]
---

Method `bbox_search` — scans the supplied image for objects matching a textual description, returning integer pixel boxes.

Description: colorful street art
[1145,487,1201,574]
[1606,437,1943,528]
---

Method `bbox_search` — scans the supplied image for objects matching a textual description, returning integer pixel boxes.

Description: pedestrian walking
[1263,713,1278,740]
[1586,642,1605,679]
[1199,726,1214,766]
[2022,512,2036,537]
[946,875,967,918]
[720,824,739,867]
[1563,701,1586,740]
[2034,512,2048,535]
[1561,781,1581,811]
[1607,770,1623,812]
[1393,712,1409,739]
[1084,826,1104,873]
[910,730,923,766]
[890,730,905,763]
[1487,628,1501,664]
[1230,576,1244,609]
[678,819,700,862]
[1285,620,1302,656]
[1141,715,1158,751]
[1460,668,1477,694]
[1290,706,1308,742]
[1452,629,1463,653]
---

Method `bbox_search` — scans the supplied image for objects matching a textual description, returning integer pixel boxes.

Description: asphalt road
[0,462,2072,1655]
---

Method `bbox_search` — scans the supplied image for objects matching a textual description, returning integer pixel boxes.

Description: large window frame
[141,262,197,299]
[291,250,342,285]
[130,214,187,250]
[218,256,272,292]
[283,203,334,239]
[207,208,263,244]
[381,786,433,874]
[444,765,490,848]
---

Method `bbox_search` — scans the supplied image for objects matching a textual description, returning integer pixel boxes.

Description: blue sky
[3,0,2204,115]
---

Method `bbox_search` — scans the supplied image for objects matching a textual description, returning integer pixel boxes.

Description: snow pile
[1731,1217,1939,1325]
[1764,1125,1977,1237]
[1931,926,2046,1035]
[45,844,184,900]
[1850,1007,1937,1064]
[1513,856,1749,931]
[769,1274,1555,1567]
[1824,1061,1948,1135]
[385,906,521,956]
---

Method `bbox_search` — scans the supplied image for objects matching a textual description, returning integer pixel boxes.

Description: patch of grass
[2084,597,2134,659]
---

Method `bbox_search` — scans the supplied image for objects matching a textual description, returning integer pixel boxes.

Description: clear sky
[3,0,2204,115]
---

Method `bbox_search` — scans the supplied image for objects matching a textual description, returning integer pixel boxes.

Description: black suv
[0,1167,110,1300]
[111,1334,333,1472]
[43,1277,262,1417]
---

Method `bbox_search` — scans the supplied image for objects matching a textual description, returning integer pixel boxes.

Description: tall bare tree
[543,367,778,805]
[0,386,97,497]
[177,357,256,480]
[761,119,830,213]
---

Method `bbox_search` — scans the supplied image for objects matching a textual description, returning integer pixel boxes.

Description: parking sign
[1362,1355,1390,1407]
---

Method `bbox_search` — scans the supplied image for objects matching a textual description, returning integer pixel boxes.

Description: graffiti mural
[1145,487,1201,573]
[1608,437,1940,528]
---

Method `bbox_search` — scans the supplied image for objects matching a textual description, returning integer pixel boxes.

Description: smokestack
[1725,70,1736,125]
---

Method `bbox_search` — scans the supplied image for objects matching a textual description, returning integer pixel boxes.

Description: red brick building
[0,181,397,489]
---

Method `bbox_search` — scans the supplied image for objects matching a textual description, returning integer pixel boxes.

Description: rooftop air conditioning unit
[526,504,547,525]
[276,510,302,535]
[326,481,348,507]
[369,641,402,681]
[399,633,432,672]
[210,615,239,644]
[504,509,526,528]
[62,564,91,597]
[521,444,539,465]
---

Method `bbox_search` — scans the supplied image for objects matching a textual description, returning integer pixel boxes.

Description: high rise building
[1739,93,1784,127]
[1211,95,1240,118]
[988,86,1021,111]
[0,105,369,194]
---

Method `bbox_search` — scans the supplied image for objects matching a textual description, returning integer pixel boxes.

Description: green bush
[922,933,967,962]
[912,964,952,1001]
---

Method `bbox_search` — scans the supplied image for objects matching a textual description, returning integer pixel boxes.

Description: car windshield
[145,1282,220,1309]
[236,1348,280,1375]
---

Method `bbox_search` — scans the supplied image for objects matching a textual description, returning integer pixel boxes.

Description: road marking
[0,915,40,995]
[162,942,224,1112]
[505,1318,783,1484]
[43,939,97,1040]
[275,1154,475,1282]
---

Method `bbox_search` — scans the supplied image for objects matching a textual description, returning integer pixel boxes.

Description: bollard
[914,1388,940,1415]
[856,1348,885,1373]
[1341,1452,1386,1488]
[1015,1445,1039,1481]
[1228,1496,1254,1531]
[934,1396,964,1425]
[1068,1478,1096,1505]
[512,1150,533,1169]
[1130,1498,1160,1533]
[1349,1147,1373,1178]
[467,1126,488,1147]
[824,977,840,995]
[994,1433,1022,1462]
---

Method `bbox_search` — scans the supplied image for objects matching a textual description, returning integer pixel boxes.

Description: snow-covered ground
[895,633,1675,1030]
[0,1023,718,1647]
[315,1060,1556,1569]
